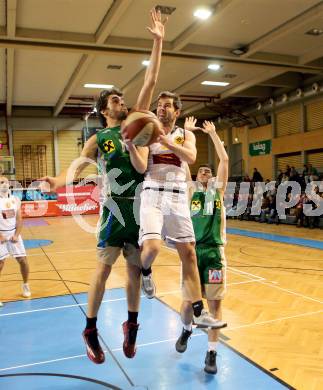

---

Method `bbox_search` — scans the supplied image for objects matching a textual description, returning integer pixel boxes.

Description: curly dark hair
[96,87,123,127]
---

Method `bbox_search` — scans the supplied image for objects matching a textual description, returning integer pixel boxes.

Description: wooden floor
[1,215,322,390]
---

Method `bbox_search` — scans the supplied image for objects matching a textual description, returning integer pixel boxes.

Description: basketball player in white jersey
[139,91,226,328]
[0,176,31,306]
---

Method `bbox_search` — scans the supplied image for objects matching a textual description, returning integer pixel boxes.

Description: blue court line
[227,228,323,250]
[23,239,53,249]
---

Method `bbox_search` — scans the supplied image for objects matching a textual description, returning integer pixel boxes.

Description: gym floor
[0,215,322,390]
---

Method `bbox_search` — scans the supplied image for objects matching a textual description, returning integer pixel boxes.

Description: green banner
[249,140,271,156]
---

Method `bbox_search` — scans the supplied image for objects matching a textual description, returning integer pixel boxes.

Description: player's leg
[175,241,227,329]
[203,246,227,374]
[16,256,31,297]
[175,300,193,353]
[139,190,164,298]
[83,246,120,364]
[204,299,222,374]
[10,235,30,297]
[122,244,141,358]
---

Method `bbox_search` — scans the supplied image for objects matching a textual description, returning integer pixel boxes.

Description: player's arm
[185,162,195,202]
[126,143,149,174]
[203,121,228,193]
[11,198,23,242]
[41,134,98,192]
[135,8,167,110]
[158,130,196,164]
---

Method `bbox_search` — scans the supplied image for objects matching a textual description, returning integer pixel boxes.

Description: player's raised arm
[135,8,167,110]
[202,121,228,193]
[41,134,98,192]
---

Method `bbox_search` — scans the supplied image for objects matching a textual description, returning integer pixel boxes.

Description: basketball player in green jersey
[42,8,167,364]
[175,118,228,375]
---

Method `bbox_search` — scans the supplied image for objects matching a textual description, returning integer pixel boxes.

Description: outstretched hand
[39,177,58,192]
[184,116,203,132]
[147,8,167,40]
[202,120,217,135]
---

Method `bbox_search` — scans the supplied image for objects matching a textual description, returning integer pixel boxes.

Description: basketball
[121,110,162,146]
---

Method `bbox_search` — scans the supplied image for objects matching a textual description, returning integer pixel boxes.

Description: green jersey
[190,189,226,246]
[96,126,144,197]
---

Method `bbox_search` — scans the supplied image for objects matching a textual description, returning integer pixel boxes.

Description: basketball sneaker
[22,283,31,298]
[141,273,156,299]
[82,328,105,364]
[122,321,139,358]
[193,309,227,329]
[175,328,192,353]
[204,350,217,374]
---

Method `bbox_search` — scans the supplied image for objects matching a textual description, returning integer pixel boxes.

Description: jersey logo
[191,200,201,211]
[208,269,223,284]
[152,153,181,167]
[174,136,184,145]
[2,209,15,219]
[103,140,115,153]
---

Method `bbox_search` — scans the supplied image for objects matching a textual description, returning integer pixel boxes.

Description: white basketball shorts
[0,230,26,261]
[139,184,195,245]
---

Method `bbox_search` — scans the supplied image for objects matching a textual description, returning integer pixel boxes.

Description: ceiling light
[142,60,150,67]
[84,83,114,89]
[281,93,288,102]
[194,8,212,20]
[208,64,221,71]
[201,81,230,86]
[230,46,248,56]
[306,28,323,36]
[312,82,319,92]
[234,137,239,142]
[296,88,302,97]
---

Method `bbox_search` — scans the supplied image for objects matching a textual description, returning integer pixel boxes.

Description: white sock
[208,341,217,352]
[184,323,192,331]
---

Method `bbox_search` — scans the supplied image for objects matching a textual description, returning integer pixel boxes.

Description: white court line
[0,354,87,372]
[0,289,186,317]
[27,248,96,257]
[164,246,323,304]
[163,245,265,281]
[228,266,265,281]
[0,278,265,317]
[227,310,323,331]
[0,334,205,372]
[259,280,323,304]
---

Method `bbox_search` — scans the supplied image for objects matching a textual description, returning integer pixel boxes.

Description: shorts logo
[191,200,201,211]
[208,269,223,284]
[103,140,115,153]
[174,136,184,145]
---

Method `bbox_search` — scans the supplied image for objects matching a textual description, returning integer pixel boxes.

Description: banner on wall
[21,185,100,218]
[249,140,271,156]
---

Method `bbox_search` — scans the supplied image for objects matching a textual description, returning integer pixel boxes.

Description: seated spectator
[252,168,263,182]
[308,164,319,182]
[277,170,283,183]
[289,166,299,181]
[259,196,270,222]
[243,173,251,182]
[281,173,289,183]
[295,193,306,227]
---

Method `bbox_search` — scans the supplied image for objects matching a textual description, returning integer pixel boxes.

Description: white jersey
[145,126,187,186]
[0,195,19,232]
